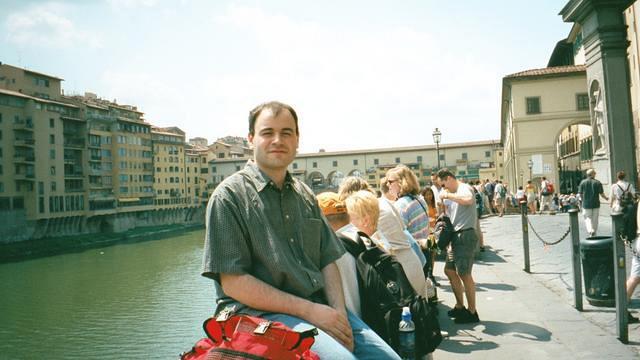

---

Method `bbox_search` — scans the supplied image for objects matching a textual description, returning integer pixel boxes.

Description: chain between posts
[526,217,571,246]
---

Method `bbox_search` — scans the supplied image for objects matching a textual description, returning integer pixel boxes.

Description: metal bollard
[520,200,530,273]
[611,214,628,344]
[568,209,582,311]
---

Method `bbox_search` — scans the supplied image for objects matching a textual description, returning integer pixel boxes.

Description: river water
[0,229,215,359]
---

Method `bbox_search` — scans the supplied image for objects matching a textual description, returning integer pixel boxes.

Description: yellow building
[0,63,87,239]
[152,127,188,208]
[500,65,590,191]
[185,145,210,206]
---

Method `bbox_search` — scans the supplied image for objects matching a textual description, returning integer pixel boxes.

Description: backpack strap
[339,234,366,258]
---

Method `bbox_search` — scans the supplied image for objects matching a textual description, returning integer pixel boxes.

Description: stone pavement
[432,208,640,359]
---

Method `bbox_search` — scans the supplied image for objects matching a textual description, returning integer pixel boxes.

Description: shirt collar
[244,160,294,192]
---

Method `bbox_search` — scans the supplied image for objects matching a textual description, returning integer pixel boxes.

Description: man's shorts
[445,228,479,276]
[631,240,640,278]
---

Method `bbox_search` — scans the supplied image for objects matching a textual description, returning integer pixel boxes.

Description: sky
[0,0,574,153]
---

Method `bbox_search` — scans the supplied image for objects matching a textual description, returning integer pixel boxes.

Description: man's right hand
[303,303,354,352]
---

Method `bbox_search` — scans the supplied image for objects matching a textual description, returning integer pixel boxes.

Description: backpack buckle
[216,305,236,321]
[254,321,272,334]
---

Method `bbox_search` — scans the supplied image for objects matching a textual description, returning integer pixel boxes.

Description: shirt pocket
[300,218,322,266]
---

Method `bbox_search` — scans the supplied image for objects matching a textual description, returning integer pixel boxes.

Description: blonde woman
[339,176,427,269]
[345,190,426,297]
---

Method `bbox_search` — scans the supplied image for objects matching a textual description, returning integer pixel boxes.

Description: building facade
[210,140,502,193]
[0,63,204,241]
[500,65,590,191]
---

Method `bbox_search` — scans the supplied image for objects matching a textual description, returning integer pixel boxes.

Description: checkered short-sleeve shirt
[202,161,345,303]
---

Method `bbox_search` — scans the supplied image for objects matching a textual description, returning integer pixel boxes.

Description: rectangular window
[211,166,216,173]
[485,151,491,158]
[50,134,55,144]
[50,118,55,128]
[51,181,56,191]
[38,181,44,195]
[50,166,56,175]
[39,197,45,213]
[293,163,298,169]
[462,153,468,160]
[0,182,3,193]
[576,93,589,111]
[374,159,379,165]
[353,159,358,166]
[439,154,445,161]
[395,157,400,164]
[50,149,55,159]
[526,97,541,114]
[417,156,422,163]
[313,162,318,168]
[13,197,24,209]
[332,160,338,167]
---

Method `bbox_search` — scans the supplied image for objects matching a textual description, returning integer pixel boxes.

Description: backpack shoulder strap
[338,234,365,258]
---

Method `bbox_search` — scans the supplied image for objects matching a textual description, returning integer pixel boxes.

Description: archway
[555,122,592,194]
[326,171,345,189]
[306,171,325,191]
[348,169,363,178]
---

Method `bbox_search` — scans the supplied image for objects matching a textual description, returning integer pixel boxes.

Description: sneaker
[479,246,485,252]
[447,306,466,318]
[454,309,480,324]
[629,311,640,324]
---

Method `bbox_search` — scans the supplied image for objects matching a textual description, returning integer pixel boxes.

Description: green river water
[0,229,215,359]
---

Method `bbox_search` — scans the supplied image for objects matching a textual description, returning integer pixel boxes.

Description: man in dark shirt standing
[202,101,400,359]
[578,168,609,236]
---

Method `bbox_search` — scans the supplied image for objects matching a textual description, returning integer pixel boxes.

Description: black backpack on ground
[339,233,443,356]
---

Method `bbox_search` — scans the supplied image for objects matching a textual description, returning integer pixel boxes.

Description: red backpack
[180,309,320,360]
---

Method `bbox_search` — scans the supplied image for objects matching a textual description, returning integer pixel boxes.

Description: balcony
[64,170,84,178]
[13,121,34,131]
[15,173,35,181]
[14,138,35,147]
[64,138,86,149]
[14,155,35,164]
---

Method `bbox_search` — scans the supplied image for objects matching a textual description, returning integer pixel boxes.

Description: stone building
[209,140,503,193]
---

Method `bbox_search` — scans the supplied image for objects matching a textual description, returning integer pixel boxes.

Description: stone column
[561,0,638,190]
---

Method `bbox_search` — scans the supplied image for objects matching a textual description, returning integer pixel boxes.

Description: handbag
[180,306,320,360]
[433,209,454,251]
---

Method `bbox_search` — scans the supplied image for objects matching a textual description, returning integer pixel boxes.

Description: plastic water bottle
[398,306,415,360]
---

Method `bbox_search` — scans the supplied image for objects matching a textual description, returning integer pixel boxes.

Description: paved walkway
[432,210,640,359]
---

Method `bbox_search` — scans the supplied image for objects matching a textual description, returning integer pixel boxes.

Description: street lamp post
[432,128,442,170]
[527,159,533,181]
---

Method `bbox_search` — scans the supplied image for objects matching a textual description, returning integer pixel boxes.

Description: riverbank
[0,223,204,264]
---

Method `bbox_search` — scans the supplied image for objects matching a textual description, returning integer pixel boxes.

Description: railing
[13,121,34,130]
[14,155,35,163]
[14,138,35,147]
[64,138,86,148]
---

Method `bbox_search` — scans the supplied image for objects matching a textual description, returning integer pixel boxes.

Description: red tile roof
[504,65,586,79]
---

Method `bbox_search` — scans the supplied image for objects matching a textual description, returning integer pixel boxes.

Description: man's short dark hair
[249,101,299,136]
[617,171,626,180]
[437,168,456,180]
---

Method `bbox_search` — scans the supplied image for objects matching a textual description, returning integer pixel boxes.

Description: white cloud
[106,0,158,10]
[207,5,501,152]
[4,3,102,48]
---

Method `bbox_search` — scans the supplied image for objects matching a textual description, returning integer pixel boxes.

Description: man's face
[439,175,456,192]
[431,175,440,187]
[248,108,299,174]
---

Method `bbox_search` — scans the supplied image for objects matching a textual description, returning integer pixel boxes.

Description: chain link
[526,217,571,246]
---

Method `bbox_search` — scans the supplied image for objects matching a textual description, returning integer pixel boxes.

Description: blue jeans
[262,310,401,359]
